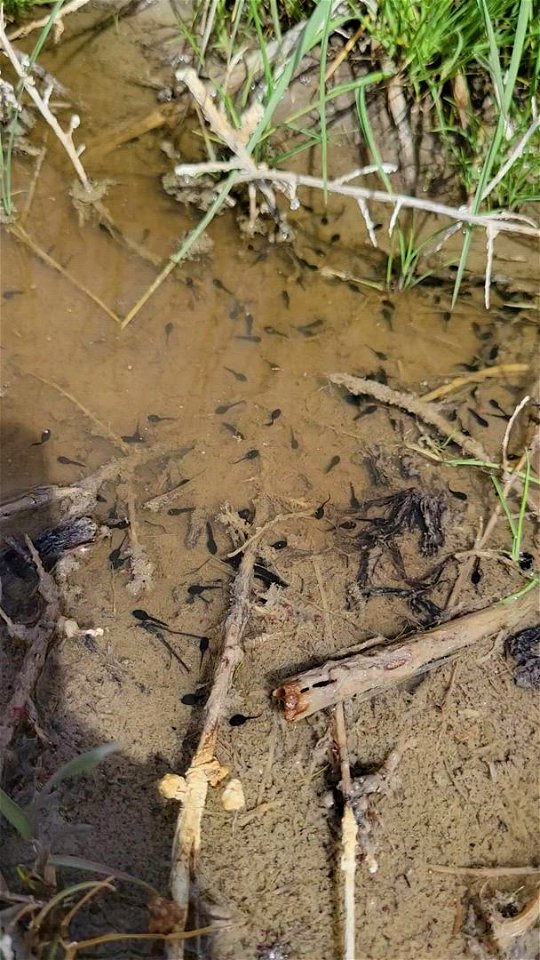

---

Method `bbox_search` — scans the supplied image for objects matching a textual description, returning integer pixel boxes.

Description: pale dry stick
[502,395,530,478]
[20,136,48,225]
[7,0,92,40]
[8,225,122,325]
[273,589,538,721]
[31,373,130,454]
[168,545,257,958]
[428,864,540,877]
[0,539,59,780]
[175,67,278,221]
[484,223,496,309]
[328,373,492,463]
[421,364,530,402]
[0,14,90,190]
[210,166,540,238]
[481,114,540,203]
[334,703,357,960]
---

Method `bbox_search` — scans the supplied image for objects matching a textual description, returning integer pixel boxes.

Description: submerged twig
[8,225,121,325]
[31,373,129,454]
[166,543,257,957]
[421,364,530,402]
[328,373,492,462]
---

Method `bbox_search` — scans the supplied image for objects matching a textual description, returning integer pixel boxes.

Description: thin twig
[502,395,530,478]
[177,163,540,238]
[421,364,530,402]
[328,373,493,462]
[8,224,122,325]
[7,0,92,40]
[31,373,129,454]
[427,864,540,877]
[273,589,538,720]
[168,544,257,957]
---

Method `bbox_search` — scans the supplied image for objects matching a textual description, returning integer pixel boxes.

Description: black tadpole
[31,429,51,446]
[229,713,260,727]
[233,449,259,464]
[265,408,281,426]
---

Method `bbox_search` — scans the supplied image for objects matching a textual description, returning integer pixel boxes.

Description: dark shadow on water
[0,420,200,959]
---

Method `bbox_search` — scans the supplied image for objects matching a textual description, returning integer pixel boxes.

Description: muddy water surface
[1,8,539,960]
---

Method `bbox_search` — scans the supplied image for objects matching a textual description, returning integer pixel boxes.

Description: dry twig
[421,364,530,402]
[333,704,357,960]
[0,12,90,190]
[7,0,93,41]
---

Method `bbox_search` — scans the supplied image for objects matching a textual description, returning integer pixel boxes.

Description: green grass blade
[246,0,348,154]
[355,85,394,193]
[0,786,33,841]
[318,0,334,201]
[2,0,65,215]
[452,0,532,306]
[491,475,517,542]
[512,453,531,562]
[50,855,158,893]
[44,742,119,792]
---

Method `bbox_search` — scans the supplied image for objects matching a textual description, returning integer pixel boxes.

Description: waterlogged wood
[273,590,539,721]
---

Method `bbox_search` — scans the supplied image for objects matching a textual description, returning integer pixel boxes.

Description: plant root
[0,538,59,780]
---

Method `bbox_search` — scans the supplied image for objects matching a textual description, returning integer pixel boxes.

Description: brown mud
[1,5,539,959]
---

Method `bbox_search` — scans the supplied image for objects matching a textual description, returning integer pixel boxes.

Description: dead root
[0,538,59,780]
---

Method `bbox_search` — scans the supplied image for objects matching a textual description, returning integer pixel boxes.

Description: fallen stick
[328,373,492,463]
[166,544,256,958]
[273,589,538,721]
[334,703,357,960]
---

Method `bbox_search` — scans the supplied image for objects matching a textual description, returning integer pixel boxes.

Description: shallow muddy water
[1,6,539,959]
